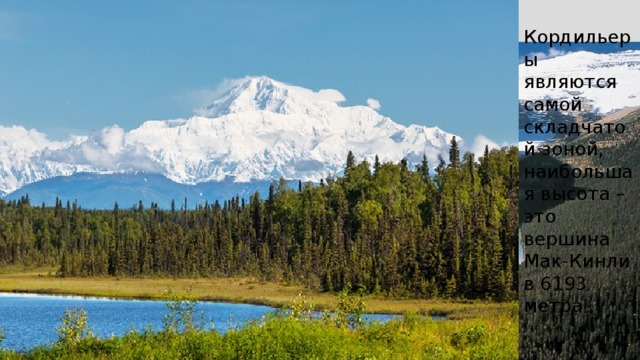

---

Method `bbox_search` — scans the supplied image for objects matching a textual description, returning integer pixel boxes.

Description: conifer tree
[448,136,460,168]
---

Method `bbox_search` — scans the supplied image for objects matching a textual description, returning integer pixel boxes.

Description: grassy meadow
[0,313,518,359]
[0,266,508,320]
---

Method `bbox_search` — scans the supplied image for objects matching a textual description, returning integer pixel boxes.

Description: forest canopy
[0,143,518,300]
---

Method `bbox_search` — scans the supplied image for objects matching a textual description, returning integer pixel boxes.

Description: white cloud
[366,98,381,111]
[464,134,500,159]
[289,85,346,103]
[0,125,61,151]
[175,88,218,114]
[42,125,162,173]
[210,77,249,99]
[98,125,125,155]
[184,78,247,116]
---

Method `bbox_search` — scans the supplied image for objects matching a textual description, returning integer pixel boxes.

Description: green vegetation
[162,289,204,334]
[0,143,520,356]
[56,309,95,346]
[0,144,518,300]
[0,292,518,359]
[0,269,510,319]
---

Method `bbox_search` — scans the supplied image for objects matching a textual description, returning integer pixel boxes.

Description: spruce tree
[448,136,460,168]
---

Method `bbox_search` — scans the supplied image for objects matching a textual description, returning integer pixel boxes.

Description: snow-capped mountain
[519,50,640,113]
[1,76,460,197]
[0,126,93,196]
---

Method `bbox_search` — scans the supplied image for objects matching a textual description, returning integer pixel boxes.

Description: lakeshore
[0,266,511,320]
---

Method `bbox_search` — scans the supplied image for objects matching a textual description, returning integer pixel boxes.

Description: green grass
[0,267,510,320]
[0,310,518,359]
[0,283,518,359]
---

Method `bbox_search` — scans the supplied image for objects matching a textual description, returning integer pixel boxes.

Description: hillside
[519,107,639,359]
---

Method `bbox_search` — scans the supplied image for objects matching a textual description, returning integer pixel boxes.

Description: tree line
[0,140,518,299]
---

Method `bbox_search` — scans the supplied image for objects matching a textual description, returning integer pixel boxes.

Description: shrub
[56,308,94,346]
[451,324,487,349]
[332,285,366,330]
[163,288,204,334]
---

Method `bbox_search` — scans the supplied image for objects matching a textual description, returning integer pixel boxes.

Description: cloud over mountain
[1,76,496,196]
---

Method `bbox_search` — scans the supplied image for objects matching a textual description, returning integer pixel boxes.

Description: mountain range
[519,50,640,113]
[518,49,640,148]
[2,76,479,208]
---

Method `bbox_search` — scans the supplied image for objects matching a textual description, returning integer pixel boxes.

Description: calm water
[0,293,396,352]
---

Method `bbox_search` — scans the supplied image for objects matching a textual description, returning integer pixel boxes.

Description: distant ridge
[1,76,459,197]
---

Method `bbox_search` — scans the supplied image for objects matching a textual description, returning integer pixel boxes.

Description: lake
[0,293,396,352]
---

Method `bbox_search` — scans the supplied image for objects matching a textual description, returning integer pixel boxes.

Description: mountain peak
[200,76,346,117]
[1,76,475,196]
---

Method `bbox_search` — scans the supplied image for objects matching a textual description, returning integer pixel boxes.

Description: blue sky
[1,1,517,143]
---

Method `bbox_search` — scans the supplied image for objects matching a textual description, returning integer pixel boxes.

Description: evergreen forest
[0,141,519,300]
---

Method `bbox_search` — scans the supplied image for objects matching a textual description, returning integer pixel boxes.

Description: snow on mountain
[1,76,462,196]
[0,126,94,196]
[519,50,640,113]
[198,76,347,118]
